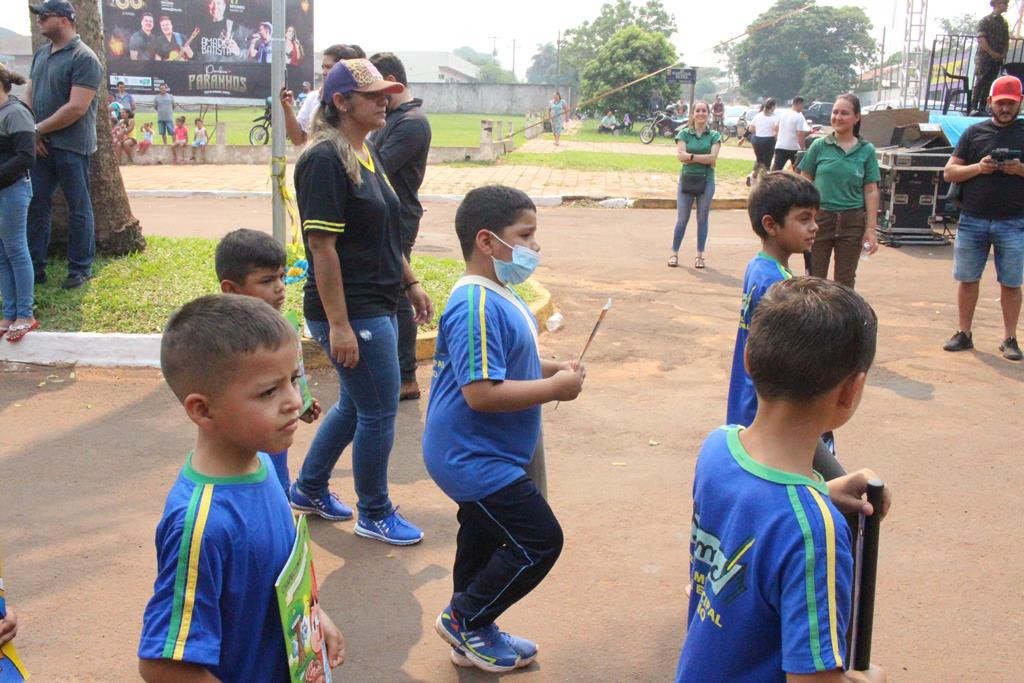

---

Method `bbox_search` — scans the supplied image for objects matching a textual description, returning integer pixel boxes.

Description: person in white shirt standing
[280,43,364,146]
[772,96,811,171]
[747,97,779,185]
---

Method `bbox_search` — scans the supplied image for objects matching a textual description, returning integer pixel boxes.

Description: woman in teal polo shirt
[669,101,722,269]
[799,93,880,288]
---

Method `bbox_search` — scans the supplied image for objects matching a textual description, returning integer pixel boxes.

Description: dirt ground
[2,199,1022,682]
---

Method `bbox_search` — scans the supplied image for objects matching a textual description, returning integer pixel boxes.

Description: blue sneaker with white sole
[435,605,519,672]
[354,507,423,546]
[289,483,353,521]
[450,629,537,668]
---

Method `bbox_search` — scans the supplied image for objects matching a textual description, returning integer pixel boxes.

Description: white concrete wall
[410,83,575,116]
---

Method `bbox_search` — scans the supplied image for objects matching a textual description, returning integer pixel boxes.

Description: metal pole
[271,0,286,247]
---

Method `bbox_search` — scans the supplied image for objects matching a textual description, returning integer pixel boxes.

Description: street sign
[667,67,697,85]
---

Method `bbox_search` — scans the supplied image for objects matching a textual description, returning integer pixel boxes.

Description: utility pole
[877,26,886,104]
[488,35,499,58]
[271,0,285,247]
[511,38,517,79]
[556,31,561,82]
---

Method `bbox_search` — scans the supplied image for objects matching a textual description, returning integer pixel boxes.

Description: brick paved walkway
[120,162,749,201]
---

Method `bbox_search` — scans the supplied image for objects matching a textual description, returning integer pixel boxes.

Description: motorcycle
[639,109,687,144]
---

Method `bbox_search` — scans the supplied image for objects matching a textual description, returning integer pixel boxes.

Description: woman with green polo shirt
[799,93,881,288]
[669,101,722,269]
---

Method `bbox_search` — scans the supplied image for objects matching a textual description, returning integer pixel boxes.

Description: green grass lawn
[498,151,749,179]
[34,237,537,334]
[128,107,527,148]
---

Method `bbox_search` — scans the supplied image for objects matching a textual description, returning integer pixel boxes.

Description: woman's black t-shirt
[295,140,404,321]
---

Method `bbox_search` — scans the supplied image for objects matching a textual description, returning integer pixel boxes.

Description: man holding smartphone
[943,75,1024,360]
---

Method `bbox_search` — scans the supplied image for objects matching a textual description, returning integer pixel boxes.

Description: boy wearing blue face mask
[423,185,586,673]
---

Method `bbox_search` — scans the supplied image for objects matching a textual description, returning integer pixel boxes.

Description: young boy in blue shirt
[423,185,586,672]
[677,278,889,683]
[727,171,819,429]
[138,295,344,682]
[215,229,322,496]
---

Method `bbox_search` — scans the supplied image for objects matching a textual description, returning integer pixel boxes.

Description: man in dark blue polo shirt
[25,0,102,289]
[369,52,432,400]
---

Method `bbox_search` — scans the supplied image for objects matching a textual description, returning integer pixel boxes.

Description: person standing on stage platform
[971,0,1010,116]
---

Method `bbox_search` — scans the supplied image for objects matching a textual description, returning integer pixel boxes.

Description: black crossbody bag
[681,165,708,195]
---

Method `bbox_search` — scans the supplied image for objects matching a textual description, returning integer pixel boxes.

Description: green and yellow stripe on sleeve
[161,484,215,660]
[786,484,844,672]
[465,285,490,381]
[302,218,345,234]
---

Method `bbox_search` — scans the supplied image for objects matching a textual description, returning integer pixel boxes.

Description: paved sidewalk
[119,162,749,201]
[517,136,758,161]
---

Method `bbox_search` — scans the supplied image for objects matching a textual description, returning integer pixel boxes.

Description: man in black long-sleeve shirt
[370,52,433,400]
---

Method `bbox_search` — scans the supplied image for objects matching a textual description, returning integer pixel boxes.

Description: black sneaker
[61,272,92,290]
[942,330,973,352]
[1000,337,1023,361]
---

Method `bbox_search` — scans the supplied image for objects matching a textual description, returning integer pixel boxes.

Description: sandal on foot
[0,320,13,340]
[667,254,679,268]
[694,256,706,269]
[6,319,39,343]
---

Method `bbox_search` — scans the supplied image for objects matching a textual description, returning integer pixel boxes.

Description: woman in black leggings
[747,98,779,184]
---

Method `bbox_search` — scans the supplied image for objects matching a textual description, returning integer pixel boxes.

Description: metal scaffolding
[898,0,929,108]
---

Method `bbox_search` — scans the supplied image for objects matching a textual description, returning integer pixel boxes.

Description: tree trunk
[28,0,145,256]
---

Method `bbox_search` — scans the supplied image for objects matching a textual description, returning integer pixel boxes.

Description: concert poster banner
[102,0,314,104]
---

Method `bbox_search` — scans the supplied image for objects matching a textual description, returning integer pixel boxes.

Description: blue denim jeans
[0,177,34,320]
[27,148,95,277]
[954,212,1024,288]
[298,315,399,519]
[673,175,715,253]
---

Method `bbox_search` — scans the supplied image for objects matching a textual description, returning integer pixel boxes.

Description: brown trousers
[811,209,866,289]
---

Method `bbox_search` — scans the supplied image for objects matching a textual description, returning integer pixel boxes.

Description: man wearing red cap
[943,75,1024,360]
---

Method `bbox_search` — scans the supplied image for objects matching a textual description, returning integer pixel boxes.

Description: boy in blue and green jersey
[215,229,322,496]
[137,295,343,683]
[677,277,891,683]
[727,172,820,428]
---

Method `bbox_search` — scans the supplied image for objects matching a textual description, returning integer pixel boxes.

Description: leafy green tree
[562,0,676,85]
[939,13,981,37]
[695,77,720,99]
[727,0,875,101]
[580,25,679,117]
[526,42,573,84]
[801,64,855,101]
[453,46,518,83]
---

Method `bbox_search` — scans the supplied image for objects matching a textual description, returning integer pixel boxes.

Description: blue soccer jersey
[726,252,792,427]
[139,453,296,682]
[676,426,852,681]
[423,282,542,502]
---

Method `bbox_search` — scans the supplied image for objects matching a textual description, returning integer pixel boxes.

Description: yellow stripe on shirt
[172,484,215,660]
[478,288,489,378]
[302,219,345,233]
[806,487,843,669]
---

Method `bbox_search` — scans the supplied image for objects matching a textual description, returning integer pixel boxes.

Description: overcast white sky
[0,0,998,79]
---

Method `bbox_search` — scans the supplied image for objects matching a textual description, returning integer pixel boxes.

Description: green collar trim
[725,427,829,494]
[183,450,268,485]
[823,134,866,154]
[756,251,793,278]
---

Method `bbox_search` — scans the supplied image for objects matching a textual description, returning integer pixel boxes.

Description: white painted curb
[0,331,161,368]
[127,189,565,206]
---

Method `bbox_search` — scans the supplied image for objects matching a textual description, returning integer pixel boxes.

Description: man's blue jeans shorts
[953,212,1024,288]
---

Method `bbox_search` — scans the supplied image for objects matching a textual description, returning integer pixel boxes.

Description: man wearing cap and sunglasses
[24,0,103,290]
[943,74,1024,361]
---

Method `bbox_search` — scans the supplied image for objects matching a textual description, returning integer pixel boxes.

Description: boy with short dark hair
[138,294,344,683]
[727,171,820,429]
[677,277,888,683]
[423,185,586,672]
[215,228,321,495]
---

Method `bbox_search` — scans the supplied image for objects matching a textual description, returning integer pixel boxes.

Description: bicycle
[711,114,731,143]
[249,102,271,145]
